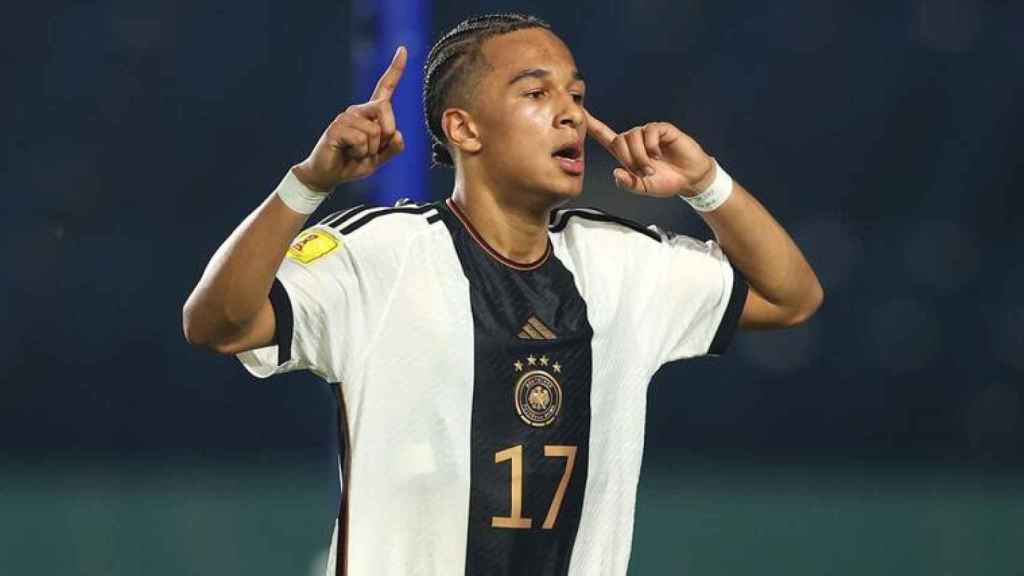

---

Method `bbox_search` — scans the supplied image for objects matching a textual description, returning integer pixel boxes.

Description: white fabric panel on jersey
[548,217,736,575]
[240,208,477,575]
[238,204,740,576]
[237,209,418,384]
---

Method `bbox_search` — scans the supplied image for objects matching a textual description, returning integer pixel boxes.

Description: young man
[183,13,822,576]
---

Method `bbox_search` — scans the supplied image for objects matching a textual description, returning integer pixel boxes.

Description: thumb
[613,168,638,190]
[377,130,406,164]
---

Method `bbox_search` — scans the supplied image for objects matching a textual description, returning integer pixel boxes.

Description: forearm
[183,167,310,346]
[699,179,822,317]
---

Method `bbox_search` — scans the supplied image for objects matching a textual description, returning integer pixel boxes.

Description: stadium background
[3,0,1022,574]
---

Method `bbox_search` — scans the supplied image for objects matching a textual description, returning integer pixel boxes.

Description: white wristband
[680,158,733,213]
[275,168,331,215]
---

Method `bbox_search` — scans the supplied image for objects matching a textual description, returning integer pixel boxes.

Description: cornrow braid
[422,13,551,168]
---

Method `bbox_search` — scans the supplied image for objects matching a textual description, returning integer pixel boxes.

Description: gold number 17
[491,444,578,530]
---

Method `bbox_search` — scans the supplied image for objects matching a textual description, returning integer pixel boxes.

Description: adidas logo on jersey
[517,315,557,340]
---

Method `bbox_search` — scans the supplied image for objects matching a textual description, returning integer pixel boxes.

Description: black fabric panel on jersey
[709,266,749,355]
[548,208,661,243]
[336,204,435,235]
[267,278,293,365]
[439,202,593,576]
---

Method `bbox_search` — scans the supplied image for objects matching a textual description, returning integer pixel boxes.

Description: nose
[556,93,584,129]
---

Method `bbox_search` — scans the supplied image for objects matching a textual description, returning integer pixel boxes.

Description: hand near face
[585,110,716,198]
[293,47,408,192]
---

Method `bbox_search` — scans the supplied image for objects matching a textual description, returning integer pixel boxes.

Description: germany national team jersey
[238,196,748,576]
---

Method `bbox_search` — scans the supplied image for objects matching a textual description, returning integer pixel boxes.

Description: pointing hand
[585,110,716,198]
[294,46,409,192]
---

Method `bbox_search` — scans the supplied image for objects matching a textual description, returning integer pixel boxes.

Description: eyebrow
[508,68,586,86]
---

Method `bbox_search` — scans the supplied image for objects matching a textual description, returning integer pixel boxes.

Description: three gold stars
[513,355,562,373]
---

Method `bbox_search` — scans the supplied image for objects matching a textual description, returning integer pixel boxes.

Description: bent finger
[642,123,664,161]
[337,112,382,157]
[336,126,370,159]
[348,100,396,152]
[624,128,654,176]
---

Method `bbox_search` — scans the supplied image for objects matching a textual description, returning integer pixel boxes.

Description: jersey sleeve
[635,227,749,365]
[237,217,405,383]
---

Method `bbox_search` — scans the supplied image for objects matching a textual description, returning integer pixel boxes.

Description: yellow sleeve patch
[287,229,340,264]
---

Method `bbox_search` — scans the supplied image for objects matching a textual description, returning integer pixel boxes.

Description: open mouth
[552,142,584,176]
[552,143,582,160]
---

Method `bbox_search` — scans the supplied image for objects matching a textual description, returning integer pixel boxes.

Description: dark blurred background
[2,1,1022,574]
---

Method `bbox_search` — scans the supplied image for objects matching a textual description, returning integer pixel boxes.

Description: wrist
[687,156,717,196]
[275,165,332,215]
[290,162,335,194]
[678,157,734,213]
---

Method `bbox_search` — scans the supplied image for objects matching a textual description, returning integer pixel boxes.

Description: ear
[441,108,482,157]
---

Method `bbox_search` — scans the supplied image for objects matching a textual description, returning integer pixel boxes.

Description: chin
[531,177,583,207]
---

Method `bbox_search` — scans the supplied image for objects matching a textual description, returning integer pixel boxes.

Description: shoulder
[286,199,443,272]
[548,206,664,244]
[548,206,719,268]
[315,199,444,242]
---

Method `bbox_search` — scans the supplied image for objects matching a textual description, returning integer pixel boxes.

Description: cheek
[499,106,554,156]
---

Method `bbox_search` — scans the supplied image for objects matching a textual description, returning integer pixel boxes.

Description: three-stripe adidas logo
[517,315,557,340]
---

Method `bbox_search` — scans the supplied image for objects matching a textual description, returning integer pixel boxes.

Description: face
[464,28,587,201]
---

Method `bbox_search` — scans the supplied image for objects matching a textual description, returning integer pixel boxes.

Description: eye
[571,93,584,104]
[525,89,546,99]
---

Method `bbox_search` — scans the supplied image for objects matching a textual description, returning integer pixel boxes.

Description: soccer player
[183,13,822,576]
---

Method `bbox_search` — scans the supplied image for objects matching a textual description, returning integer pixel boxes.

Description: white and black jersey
[238,196,748,576]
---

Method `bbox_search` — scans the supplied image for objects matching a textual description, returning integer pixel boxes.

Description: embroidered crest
[513,355,563,428]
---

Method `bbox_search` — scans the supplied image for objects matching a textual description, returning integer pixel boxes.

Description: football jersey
[237,197,748,576]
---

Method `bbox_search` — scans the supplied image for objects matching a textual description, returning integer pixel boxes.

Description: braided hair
[423,13,551,168]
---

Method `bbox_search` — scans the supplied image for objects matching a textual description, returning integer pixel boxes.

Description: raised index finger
[370,46,407,101]
[585,109,618,150]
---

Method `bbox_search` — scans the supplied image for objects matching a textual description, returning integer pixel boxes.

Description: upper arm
[209,298,277,355]
[739,285,821,329]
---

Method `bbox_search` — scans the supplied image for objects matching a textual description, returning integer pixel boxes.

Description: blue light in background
[352,0,431,206]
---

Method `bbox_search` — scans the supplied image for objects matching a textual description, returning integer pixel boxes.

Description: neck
[450,169,553,266]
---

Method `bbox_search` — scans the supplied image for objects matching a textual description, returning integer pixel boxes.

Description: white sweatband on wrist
[275,169,331,215]
[680,158,734,213]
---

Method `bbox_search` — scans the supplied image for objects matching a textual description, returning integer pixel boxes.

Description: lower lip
[556,156,584,176]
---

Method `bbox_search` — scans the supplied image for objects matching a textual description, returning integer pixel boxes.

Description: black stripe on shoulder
[319,204,371,227]
[549,208,661,242]
[708,266,749,355]
[337,204,437,235]
[267,278,293,365]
